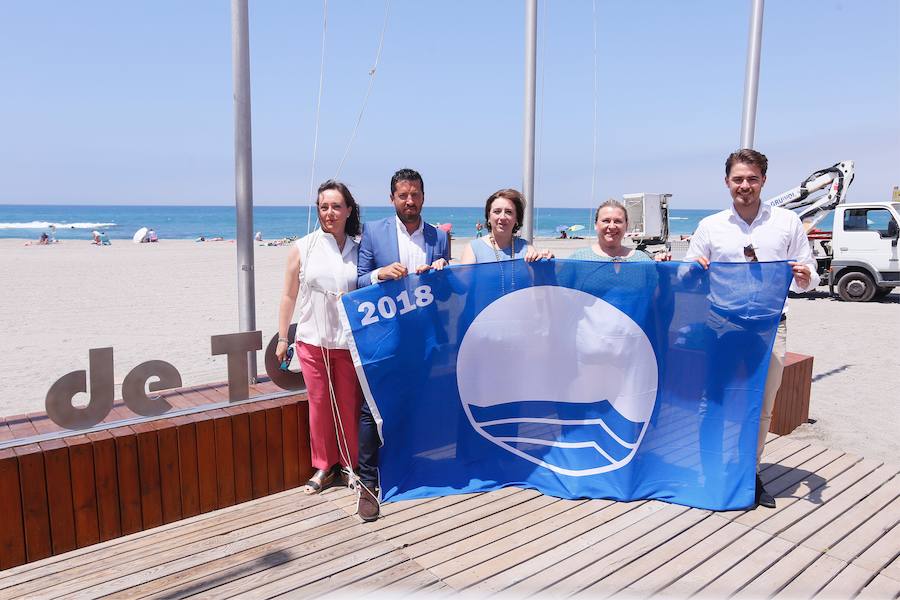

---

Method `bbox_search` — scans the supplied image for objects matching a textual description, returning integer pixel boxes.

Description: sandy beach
[1,237,897,466]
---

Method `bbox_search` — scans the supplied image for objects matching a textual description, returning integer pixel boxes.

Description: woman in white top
[276,180,363,494]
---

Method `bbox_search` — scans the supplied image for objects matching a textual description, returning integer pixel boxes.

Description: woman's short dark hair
[725,148,768,177]
[484,188,526,233]
[317,180,361,237]
[595,198,628,225]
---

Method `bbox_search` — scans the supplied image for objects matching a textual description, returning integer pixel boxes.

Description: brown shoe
[357,484,380,522]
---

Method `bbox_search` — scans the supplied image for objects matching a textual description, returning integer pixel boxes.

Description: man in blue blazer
[355,168,450,521]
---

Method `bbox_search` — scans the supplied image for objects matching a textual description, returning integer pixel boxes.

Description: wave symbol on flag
[456,285,658,476]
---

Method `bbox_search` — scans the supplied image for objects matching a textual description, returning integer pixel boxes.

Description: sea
[0,204,722,241]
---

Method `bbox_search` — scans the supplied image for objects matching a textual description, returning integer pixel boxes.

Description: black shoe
[755,475,776,509]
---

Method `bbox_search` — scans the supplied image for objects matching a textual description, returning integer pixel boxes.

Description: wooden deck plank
[412,497,581,571]
[38,439,77,556]
[191,411,219,514]
[132,423,163,530]
[852,520,900,575]
[623,519,753,597]
[264,402,285,494]
[174,415,201,518]
[802,473,900,555]
[211,409,237,509]
[5,499,346,598]
[731,543,821,599]
[857,573,900,599]
[825,495,900,564]
[396,493,559,562]
[526,503,691,597]
[367,491,513,535]
[0,487,320,591]
[754,456,881,536]
[471,501,668,596]
[584,512,728,598]
[281,550,414,598]
[815,561,877,598]
[248,409,269,499]
[684,535,795,598]
[280,403,300,490]
[775,553,850,599]
[224,405,253,504]
[155,423,182,524]
[779,463,898,546]
[14,443,52,563]
[438,499,612,588]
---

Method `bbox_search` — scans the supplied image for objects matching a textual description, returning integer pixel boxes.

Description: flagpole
[231,0,258,383]
[522,0,537,242]
[740,0,764,149]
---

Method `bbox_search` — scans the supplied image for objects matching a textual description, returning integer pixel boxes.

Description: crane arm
[765,160,855,230]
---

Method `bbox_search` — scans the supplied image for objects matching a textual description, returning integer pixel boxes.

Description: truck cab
[827,202,900,301]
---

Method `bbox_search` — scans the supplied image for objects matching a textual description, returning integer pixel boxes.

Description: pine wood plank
[2,495,340,598]
[779,463,898,546]
[583,512,728,598]
[623,519,752,597]
[825,495,900,564]
[815,561,876,598]
[857,573,900,599]
[412,497,577,570]
[367,491,503,534]
[731,542,821,599]
[531,503,691,597]
[657,521,770,599]
[775,552,849,599]
[282,549,413,597]
[0,487,318,589]
[468,500,655,595]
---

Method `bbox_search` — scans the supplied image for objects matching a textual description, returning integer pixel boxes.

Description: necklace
[490,235,516,295]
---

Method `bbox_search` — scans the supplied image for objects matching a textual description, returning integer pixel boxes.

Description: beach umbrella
[132,227,148,243]
[555,225,568,232]
[438,223,452,233]
[567,224,585,232]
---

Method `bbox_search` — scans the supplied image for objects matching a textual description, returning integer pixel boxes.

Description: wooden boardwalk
[1,434,898,599]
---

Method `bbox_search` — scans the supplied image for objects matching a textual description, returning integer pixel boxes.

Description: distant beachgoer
[255,231,263,242]
[459,189,552,264]
[148,229,158,242]
[475,221,484,238]
[91,230,101,245]
[38,232,49,245]
[48,225,57,243]
[99,232,111,245]
[559,229,568,239]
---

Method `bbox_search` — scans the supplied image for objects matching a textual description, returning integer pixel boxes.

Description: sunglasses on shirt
[743,244,759,262]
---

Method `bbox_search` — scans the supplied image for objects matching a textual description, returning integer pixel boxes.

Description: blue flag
[340,259,792,510]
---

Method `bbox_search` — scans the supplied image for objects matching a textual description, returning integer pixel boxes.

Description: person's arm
[459,242,476,265]
[684,223,711,268]
[357,229,378,288]
[276,244,302,363]
[786,217,821,292]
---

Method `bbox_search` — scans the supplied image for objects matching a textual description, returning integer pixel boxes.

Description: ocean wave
[0,221,117,230]
[669,217,688,220]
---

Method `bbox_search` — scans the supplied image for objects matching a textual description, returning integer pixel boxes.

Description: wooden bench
[770,352,814,435]
[0,379,311,570]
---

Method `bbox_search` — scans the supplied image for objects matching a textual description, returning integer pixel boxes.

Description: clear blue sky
[1,0,897,209]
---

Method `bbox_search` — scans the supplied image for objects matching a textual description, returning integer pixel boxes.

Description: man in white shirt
[686,149,818,509]
[354,168,450,521]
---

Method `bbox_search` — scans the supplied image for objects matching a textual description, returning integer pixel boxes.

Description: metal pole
[740,0,764,149]
[231,0,258,383]
[522,0,537,242]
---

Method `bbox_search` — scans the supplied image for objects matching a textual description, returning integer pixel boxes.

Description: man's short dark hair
[317,179,361,237]
[726,149,768,177]
[390,168,424,196]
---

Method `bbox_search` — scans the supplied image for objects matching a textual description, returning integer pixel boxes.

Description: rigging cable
[590,0,599,208]
[334,0,391,179]
[306,0,329,235]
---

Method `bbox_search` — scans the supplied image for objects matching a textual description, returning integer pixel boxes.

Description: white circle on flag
[456,285,658,476]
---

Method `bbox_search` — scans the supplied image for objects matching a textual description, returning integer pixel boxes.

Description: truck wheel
[873,286,893,299]
[836,272,876,302]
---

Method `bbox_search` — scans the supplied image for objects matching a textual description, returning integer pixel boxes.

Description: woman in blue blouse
[459,188,553,264]
[570,199,654,263]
